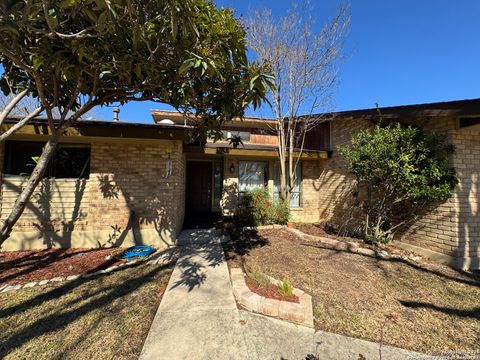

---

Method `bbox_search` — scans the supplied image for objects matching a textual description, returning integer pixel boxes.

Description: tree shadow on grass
[300,241,480,288]
[0,264,170,358]
[0,248,99,285]
[399,301,480,320]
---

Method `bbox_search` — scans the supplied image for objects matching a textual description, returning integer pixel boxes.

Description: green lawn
[0,263,172,359]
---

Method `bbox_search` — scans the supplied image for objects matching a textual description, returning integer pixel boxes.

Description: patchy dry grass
[224,228,480,354]
[0,263,172,359]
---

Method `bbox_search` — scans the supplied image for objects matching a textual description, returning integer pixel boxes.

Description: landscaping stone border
[285,227,422,263]
[0,248,179,294]
[230,267,314,328]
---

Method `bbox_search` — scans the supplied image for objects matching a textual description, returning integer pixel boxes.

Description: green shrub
[278,277,294,297]
[272,199,290,225]
[235,188,290,226]
[339,123,457,244]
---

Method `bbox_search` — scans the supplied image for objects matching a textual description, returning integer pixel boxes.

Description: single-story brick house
[1,98,479,270]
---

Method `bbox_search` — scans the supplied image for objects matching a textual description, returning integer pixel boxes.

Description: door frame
[185,159,224,214]
[186,160,213,214]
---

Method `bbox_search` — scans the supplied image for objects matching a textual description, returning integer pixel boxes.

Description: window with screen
[4,141,91,179]
[273,162,302,208]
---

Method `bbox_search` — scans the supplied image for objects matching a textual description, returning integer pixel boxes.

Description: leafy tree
[0,0,271,246]
[339,123,457,244]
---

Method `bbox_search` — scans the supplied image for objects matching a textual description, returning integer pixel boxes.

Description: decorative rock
[292,288,305,297]
[355,248,376,257]
[104,266,118,273]
[23,282,37,288]
[240,291,262,312]
[301,294,314,328]
[38,279,50,286]
[1,284,22,293]
[50,276,65,282]
[231,272,245,284]
[346,241,360,250]
[81,272,96,279]
[261,298,280,317]
[279,300,305,324]
[66,274,81,281]
[231,267,314,328]
[377,250,390,259]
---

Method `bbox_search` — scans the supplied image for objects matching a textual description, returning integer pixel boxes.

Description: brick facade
[294,116,479,269]
[0,138,185,251]
[1,114,478,269]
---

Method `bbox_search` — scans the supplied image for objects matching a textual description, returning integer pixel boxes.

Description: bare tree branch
[0,89,28,127]
[0,106,43,142]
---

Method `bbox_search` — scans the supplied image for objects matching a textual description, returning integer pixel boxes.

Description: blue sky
[23,1,480,121]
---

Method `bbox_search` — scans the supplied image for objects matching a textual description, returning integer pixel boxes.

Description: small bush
[278,277,294,297]
[235,188,290,227]
[273,199,290,225]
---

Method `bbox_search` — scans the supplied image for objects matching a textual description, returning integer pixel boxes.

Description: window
[458,116,480,129]
[4,141,91,179]
[274,162,302,208]
[238,161,268,196]
[213,161,223,208]
[222,130,251,142]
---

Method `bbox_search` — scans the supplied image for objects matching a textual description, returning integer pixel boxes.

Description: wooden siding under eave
[184,145,329,159]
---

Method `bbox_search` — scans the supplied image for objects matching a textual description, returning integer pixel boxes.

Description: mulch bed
[244,274,299,303]
[0,248,127,286]
[224,227,480,354]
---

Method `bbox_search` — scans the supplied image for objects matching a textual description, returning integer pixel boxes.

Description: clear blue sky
[37,1,480,121]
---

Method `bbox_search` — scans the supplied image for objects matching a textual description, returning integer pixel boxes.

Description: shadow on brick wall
[2,178,87,248]
[96,174,175,248]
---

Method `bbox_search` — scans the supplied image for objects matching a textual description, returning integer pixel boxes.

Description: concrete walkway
[139,229,418,360]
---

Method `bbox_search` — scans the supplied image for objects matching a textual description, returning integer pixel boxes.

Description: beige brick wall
[293,116,479,269]
[401,119,480,268]
[1,138,185,251]
[291,118,370,225]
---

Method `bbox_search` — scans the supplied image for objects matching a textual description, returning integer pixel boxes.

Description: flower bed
[230,267,313,328]
[244,275,299,303]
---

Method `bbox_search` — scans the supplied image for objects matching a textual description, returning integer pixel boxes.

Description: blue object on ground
[122,245,156,260]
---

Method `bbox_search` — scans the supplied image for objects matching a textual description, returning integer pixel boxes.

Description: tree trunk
[277,121,288,201]
[0,132,59,247]
[286,126,295,207]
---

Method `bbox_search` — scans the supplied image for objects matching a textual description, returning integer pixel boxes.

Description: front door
[186,161,212,214]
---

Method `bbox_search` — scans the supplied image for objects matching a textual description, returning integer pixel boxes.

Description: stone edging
[230,267,314,328]
[285,227,422,263]
[0,249,178,294]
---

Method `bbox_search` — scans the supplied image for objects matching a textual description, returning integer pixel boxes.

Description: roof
[5,97,480,134]
[327,98,480,120]
[4,117,192,131]
[151,110,276,128]
[3,117,192,141]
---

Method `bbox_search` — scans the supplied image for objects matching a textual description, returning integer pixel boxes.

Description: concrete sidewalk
[139,229,250,359]
[139,229,418,360]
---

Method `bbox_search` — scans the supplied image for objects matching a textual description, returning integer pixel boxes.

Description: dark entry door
[186,161,212,214]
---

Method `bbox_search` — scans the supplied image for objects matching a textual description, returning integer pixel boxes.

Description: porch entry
[184,160,223,228]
